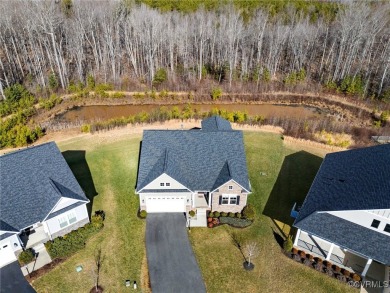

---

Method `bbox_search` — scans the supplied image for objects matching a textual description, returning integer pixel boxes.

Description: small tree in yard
[283,235,293,253]
[91,248,104,293]
[244,241,260,270]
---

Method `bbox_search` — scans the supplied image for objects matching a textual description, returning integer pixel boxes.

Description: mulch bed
[25,258,66,282]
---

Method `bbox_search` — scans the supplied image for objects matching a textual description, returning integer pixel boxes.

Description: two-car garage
[145,196,187,213]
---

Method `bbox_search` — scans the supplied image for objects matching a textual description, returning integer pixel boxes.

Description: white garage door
[146,196,186,213]
[0,241,17,268]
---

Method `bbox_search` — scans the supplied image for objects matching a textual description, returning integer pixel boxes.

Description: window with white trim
[68,211,77,224]
[166,183,170,186]
[228,185,233,190]
[160,183,165,186]
[58,216,68,228]
[222,196,229,204]
[221,195,237,205]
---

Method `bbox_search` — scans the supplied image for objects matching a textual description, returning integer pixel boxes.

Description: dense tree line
[0,0,389,100]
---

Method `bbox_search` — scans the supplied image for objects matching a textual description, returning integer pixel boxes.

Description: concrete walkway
[21,244,52,276]
[146,213,206,293]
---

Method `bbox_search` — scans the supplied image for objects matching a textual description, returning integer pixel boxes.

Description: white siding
[327,209,390,236]
[141,173,189,190]
[44,204,89,237]
[0,233,22,252]
[50,197,81,213]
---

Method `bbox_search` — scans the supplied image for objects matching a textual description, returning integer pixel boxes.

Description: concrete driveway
[146,213,206,293]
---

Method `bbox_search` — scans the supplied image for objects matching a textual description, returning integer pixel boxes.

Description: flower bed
[207,209,253,228]
[289,248,361,288]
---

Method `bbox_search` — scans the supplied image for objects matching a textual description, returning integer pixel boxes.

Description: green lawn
[31,131,355,293]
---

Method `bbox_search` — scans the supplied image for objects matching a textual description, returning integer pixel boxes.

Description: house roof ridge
[0,141,55,158]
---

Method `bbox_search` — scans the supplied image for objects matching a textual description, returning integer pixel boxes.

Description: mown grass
[32,131,354,293]
[32,136,146,293]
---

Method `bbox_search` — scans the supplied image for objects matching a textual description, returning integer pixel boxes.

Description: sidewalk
[21,244,52,276]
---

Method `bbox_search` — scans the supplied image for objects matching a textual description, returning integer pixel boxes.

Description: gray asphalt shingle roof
[0,142,89,232]
[294,144,390,224]
[201,116,232,131]
[296,213,390,265]
[136,117,250,192]
[294,144,390,265]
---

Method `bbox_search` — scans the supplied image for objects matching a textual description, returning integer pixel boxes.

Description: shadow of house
[263,151,323,235]
[62,150,98,217]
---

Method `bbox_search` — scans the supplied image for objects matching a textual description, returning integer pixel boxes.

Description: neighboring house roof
[201,116,232,131]
[294,144,390,265]
[0,233,16,241]
[136,117,250,192]
[0,142,89,232]
[294,144,390,224]
[296,212,390,265]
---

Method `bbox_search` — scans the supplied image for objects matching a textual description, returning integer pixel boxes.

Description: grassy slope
[32,131,354,293]
[32,136,145,293]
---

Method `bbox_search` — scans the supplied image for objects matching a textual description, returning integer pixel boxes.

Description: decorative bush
[221,212,228,217]
[342,269,351,277]
[332,265,341,273]
[242,204,256,220]
[139,210,147,219]
[45,214,104,259]
[214,211,220,218]
[283,236,293,253]
[236,213,242,218]
[219,217,253,228]
[228,212,235,218]
[208,222,214,228]
[212,218,219,225]
[18,249,35,265]
[189,210,196,217]
[352,274,361,282]
[208,212,214,218]
[291,247,298,255]
[299,251,306,258]
[207,217,213,223]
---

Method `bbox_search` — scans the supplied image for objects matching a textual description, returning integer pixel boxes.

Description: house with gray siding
[293,144,390,292]
[0,142,89,268]
[135,116,251,227]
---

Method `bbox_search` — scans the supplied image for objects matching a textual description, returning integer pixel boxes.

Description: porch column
[384,266,390,293]
[326,243,335,261]
[361,258,373,278]
[294,229,301,246]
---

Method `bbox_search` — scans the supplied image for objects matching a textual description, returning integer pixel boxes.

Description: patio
[20,226,50,249]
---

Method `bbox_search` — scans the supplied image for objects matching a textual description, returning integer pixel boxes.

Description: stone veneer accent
[211,181,247,213]
[50,217,90,239]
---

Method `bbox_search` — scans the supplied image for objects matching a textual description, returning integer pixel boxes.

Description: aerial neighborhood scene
[0,0,389,293]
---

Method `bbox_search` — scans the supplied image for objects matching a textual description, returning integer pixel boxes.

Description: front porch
[295,230,388,292]
[19,225,50,249]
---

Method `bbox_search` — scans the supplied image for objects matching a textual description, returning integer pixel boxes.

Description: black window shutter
[219,196,222,205]
[236,196,240,205]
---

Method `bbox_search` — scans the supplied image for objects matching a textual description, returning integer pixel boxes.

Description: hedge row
[45,214,104,259]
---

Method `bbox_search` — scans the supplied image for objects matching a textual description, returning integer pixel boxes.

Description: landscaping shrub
[18,249,35,265]
[207,217,213,223]
[236,212,242,218]
[213,211,220,218]
[45,214,104,259]
[208,222,214,228]
[139,210,147,219]
[352,274,361,282]
[208,212,214,218]
[291,247,298,255]
[189,210,196,217]
[221,212,227,217]
[283,236,293,253]
[212,218,219,225]
[242,204,256,220]
[219,216,252,228]
[228,212,235,218]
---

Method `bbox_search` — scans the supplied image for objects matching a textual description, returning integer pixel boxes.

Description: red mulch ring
[90,285,104,293]
[26,258,66,282]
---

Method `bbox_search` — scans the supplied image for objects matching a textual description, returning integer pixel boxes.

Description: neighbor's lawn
[189,132,355,293]
[32,131,354,293]
[32,135,146,293]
